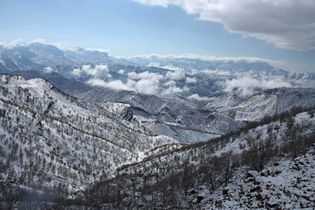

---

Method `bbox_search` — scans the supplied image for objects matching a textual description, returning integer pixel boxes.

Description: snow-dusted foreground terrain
[203,150,315,209]
[82,109,315,209]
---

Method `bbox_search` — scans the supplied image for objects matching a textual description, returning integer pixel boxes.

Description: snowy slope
[117,110,315,178]
[85,109,315,209]
[203,151,315,209]
[232,88,315,121]
[0,75,177,193]
[1,42,314,144]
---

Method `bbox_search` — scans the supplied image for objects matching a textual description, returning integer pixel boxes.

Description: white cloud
[86,71,162,95]
[118,69,125,74]
[71,64,108,77]
[161,80,184,96]
[106,80,133,91]
[166,69,185,81]
[124,69,189,96]
[162,85,184,96]
[72,68,82,76]
[134,0,315,50]
[128,71,163,81]
[185,77,197,84]
[125,71,164,94]
[86,78,107,87]
[135,78,160,95]
[224,76,293,96]
[148,63,185,71]
[183,85,190,92]
[164,80,176,87]
[86,79,134,91]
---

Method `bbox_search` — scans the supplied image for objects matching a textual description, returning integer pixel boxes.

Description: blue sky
[0,0,314,72]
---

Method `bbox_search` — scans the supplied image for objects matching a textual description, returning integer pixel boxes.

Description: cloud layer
[72,64,110,77]
[72,63,312,100]
[134,0,315,50]
[80,65,187,96]
[223,76,293,96]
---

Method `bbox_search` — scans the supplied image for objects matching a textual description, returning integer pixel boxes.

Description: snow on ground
[0,75,178,193]
[100,101,130,115]
[215,111,315,157]
[202,149,315,209]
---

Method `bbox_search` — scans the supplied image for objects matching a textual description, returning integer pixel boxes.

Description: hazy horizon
[0,0,315,72]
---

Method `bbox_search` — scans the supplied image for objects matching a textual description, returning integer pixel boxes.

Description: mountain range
[1,42,314,142]
[0,42,314,209]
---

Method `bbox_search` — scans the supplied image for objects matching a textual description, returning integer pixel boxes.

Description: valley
[0,42,314,209]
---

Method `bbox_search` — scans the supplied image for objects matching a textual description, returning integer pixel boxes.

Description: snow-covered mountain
[203,88,315,120]
[0,75,176,194]
[1,42,314,99]
[1,42,314,142]
[83,109,315,209]
[0,41,315,209]
[70,84,315,142]
[129,55,288,75]
[231,88,315,121]
[203,152,315,209]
